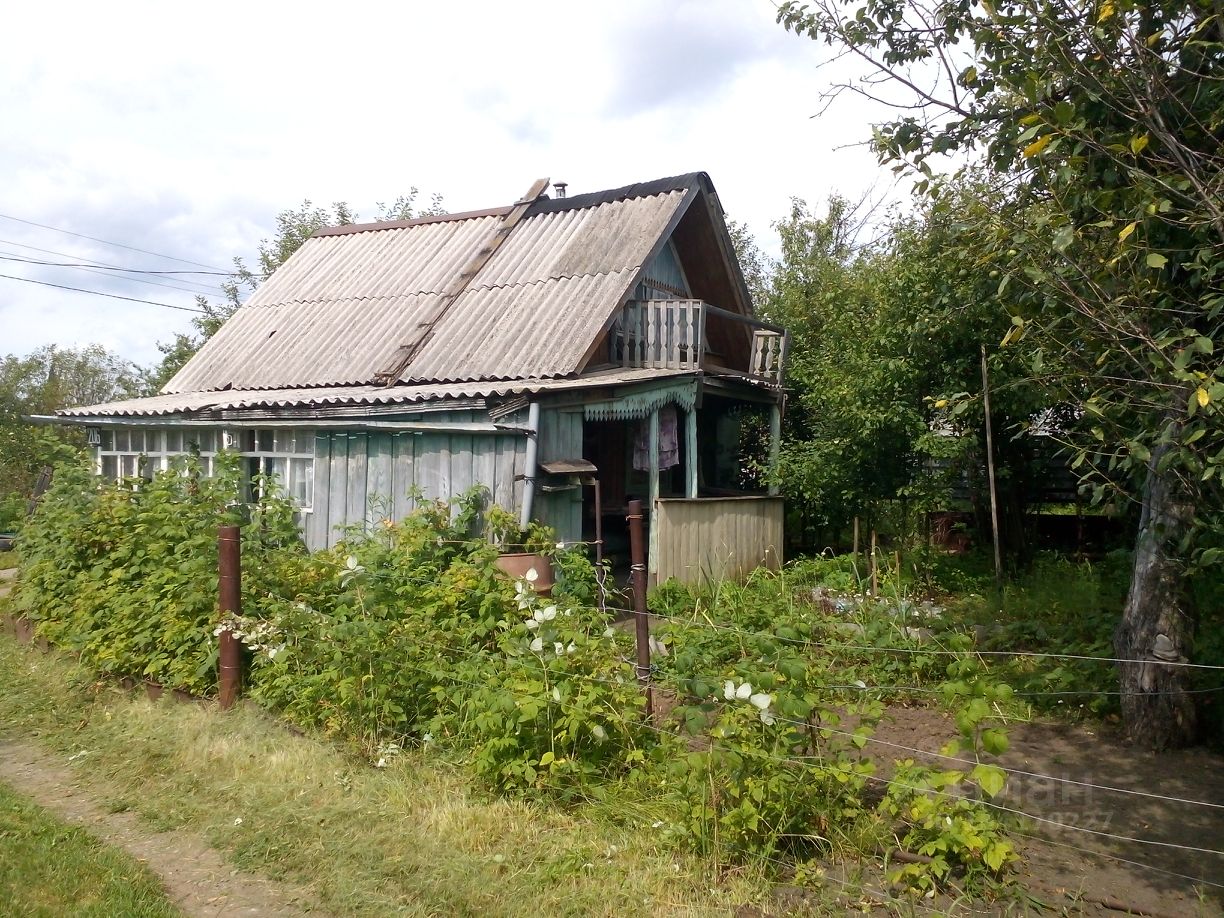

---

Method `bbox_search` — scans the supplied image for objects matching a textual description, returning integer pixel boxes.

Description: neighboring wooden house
[58,174,787,583]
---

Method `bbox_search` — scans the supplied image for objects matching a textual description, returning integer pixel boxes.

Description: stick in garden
[626,499,652,718]
[870,530,879,598]
[217,525,242,711]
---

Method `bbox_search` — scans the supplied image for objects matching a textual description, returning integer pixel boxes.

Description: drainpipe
[518,402,541,529]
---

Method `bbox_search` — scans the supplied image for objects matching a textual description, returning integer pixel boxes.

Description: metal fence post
[217,524,242,710]
[627,499,653,717]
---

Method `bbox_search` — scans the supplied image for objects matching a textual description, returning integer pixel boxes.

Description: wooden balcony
[613,299,786,386]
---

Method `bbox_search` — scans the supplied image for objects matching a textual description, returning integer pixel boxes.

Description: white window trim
[94,427,316,512]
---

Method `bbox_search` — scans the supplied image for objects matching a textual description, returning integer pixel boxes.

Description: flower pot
[494,552,554,594]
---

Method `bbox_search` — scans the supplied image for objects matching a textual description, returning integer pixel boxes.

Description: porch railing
[614,299,788,386]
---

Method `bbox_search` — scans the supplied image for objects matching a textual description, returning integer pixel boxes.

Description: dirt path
[874,705,1224,917]
[0,739,330,918]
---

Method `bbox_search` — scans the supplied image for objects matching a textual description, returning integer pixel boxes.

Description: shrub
[16,455,301,694]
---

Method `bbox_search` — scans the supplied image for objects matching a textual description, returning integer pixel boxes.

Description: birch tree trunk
[1114,444,1198,750]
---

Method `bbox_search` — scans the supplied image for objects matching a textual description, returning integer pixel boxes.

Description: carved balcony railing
[616,299,705,370]
[612,299,787,386]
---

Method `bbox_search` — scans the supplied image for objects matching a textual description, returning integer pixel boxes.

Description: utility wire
[0,252,236,276]
[0,238,229,297]
[0,251,228,300]
[0,272,207,314]
[0,211,230,272]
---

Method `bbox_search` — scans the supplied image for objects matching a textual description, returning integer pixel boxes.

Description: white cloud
[0,0,903,368]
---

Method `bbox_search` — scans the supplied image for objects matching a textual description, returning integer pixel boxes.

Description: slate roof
[162,174,710,394]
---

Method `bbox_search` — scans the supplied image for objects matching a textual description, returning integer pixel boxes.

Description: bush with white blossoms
[460,571,649,796]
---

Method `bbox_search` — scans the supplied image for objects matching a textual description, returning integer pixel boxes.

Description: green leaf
[1145,252,1167,269]
[981,727,1009,756]
[1117,221,1138,242]
[971,764,1007,798]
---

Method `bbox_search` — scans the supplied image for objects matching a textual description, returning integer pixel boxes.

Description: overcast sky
[1,0,900,369]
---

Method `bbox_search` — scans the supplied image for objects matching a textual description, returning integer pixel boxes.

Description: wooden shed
[59,173,787,583]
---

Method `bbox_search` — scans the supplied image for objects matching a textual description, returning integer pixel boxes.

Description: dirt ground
[871,703,1224,917]
[0,739,329,918]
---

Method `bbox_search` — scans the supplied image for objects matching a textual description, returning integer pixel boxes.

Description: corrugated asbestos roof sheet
[163,176,698,394]
[59,368,696,418]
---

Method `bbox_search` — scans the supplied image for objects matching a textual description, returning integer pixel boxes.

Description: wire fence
[218,533,1224,899]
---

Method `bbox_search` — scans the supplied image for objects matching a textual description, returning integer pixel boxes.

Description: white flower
[749,693,772,711]
[603,626,616,638]
[524,567,539,583]
[565,642,577,654]
[557,541,566,549]
[736,682,753,700]
[551,686,561,702]
[233,817,243,826]
[553,642,564,655]
[591,725,607,741]
[723,680,736,700]
[266,646,280,660]
[346,555,359,570]
[853,680,867,689]
[759,711,776,726]
[538,605,558,622]
[651,820,665,829]
[422,732,433,744]
[525,618,539,630]
[375,758,388,768]
[529,637,544,653]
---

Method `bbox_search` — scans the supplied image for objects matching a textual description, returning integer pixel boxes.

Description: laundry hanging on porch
[633,405,679,471]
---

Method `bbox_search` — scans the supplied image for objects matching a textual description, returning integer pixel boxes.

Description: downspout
[519,402,541,529]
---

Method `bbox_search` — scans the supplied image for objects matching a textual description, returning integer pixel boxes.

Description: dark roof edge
[527,172,709,216]
[313,205,514,238]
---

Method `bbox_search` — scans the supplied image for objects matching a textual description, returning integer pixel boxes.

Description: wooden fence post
[217,525,242,710]
[627,499,652,718]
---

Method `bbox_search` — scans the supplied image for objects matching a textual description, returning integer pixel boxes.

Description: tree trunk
[1114,445,1198,749]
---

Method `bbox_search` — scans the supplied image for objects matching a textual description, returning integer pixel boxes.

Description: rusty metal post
[626,499,652,717]
[217,525,242,710]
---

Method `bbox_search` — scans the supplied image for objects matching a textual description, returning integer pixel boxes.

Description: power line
[0,272,207,314]
[0,238,229,297]
[0,211,231,272]
[0,251,236,277]
[0,251,228,300]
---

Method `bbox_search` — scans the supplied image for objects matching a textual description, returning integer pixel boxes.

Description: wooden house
[58,174,787,583]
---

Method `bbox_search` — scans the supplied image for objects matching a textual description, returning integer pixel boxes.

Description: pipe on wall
[518,402,541,530]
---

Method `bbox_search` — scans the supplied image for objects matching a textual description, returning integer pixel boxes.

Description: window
[94,426,315,510]
[242,429,316,511]
[96,428,206,482]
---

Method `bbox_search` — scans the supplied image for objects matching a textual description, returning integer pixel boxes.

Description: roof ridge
[313,206,512,238]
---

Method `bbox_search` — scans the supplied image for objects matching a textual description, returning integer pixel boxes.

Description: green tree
[147,191,446,389]
[0,344,142,530]
[779,0,1223,746]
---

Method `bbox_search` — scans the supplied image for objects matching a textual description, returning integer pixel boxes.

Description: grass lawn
[0,781,181,918]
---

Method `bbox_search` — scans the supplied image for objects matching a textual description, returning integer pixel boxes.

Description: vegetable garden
[20,456,1173,902]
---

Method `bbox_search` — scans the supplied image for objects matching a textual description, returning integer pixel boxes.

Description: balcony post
[768,401,782,497]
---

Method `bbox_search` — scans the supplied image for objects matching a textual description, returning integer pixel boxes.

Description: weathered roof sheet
[163,175,701,394]
[59,368,697,419]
